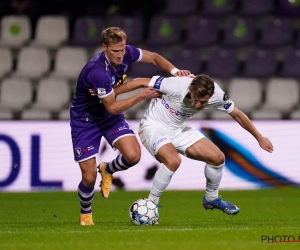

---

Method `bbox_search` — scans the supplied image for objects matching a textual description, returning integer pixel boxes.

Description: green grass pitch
[0,188,299,250]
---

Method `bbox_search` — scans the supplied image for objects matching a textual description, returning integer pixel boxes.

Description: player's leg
[139,125,180,205]
[71,123,101,225]
[148,143,181,205]
[185,137,239,215]
[98,120,140,198]
[185,137,225,199]
[78,157,97,225]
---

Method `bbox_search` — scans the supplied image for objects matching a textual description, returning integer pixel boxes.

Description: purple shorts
[71,118,135,162]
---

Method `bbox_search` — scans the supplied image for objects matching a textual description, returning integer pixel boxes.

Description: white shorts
[138,122,205,157]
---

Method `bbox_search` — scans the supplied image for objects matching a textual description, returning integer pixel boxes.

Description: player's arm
[100,86,159,115]
[229,106,274,153]
[140,49,191,76]
[114,78,151,96]
[89,78,152,97]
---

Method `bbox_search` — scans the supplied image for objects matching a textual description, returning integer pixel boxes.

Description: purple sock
[106,154,132,174]
[78,181,94,214]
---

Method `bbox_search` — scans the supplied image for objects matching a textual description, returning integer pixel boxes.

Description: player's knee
[123,150,141,166]
[164,156,181,171]
[212,151,225,166]
[82,172,96,187]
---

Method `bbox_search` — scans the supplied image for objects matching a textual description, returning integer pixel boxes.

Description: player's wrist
[170,68,179,75]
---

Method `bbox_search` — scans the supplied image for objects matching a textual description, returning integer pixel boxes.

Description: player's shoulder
[210,82,230,103]
[124,44,141,61]
[125,44,139,54]
[82,62,109,82]
[213,81,224,93]
[169,75,194,85]
[211,82,224,97]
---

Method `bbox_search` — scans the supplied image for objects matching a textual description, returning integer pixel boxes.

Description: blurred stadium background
[0,0,300,120]
[0,0,300,192]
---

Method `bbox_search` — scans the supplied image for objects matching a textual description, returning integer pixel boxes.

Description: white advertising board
[0,120,299,191]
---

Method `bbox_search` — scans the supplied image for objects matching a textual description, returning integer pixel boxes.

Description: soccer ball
[129,198,159,226]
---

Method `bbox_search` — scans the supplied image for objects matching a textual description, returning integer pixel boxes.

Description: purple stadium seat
[295,25,300,48]
[201,0,237,17]
[167,48,202,75]
[239,0,273,17]
[109,15,144,45]
[242,49,277,78]
[205,49,239,78]
[184,17,218,47]
[222,16,256,48]
[146,16,182,47]
[126,62,164,78]
[258,17,293,48]
[70,16,104,47]
[280,49,300,78]
[276,0,300,17]
[162,0,199,17]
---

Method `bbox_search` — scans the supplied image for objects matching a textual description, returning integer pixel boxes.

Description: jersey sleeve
[209,83,235,113]
[125,45,142,62]
[88,69,113,99]
[148,76,183,96]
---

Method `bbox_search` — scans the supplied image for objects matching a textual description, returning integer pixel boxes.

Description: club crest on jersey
[75,147,82,157]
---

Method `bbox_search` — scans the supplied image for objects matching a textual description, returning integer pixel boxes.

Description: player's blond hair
[101,27,127,45]
[189,74,215,98]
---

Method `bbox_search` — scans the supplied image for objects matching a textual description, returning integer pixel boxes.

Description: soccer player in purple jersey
[70,27,190,225]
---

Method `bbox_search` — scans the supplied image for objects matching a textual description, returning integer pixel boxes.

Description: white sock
[204,163,224,201]
[148,164,175,204]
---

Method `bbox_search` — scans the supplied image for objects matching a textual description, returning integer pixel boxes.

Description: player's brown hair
[101,27,127,45]
[189,74,215,98]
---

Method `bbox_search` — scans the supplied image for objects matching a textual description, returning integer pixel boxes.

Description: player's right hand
[258,137,274,153]
[139,87,162,99]
[174,69,191,76]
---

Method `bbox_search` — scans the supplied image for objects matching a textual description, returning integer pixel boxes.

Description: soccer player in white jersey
[108,74,274,216]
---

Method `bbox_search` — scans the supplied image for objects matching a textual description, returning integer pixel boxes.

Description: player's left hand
[174,69,191,76]
[258,137,274,153]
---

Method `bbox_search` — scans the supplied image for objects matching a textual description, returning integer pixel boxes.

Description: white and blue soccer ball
[129,198,159,226]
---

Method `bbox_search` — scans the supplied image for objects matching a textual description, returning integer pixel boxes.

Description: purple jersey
[70,45,142,161]
[70,45,141,127]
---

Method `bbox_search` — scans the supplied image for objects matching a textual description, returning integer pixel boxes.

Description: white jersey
[140,75,234,130]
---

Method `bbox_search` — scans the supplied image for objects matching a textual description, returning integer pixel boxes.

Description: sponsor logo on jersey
[153,77,164,90]
[114,74,127,88]
[97,88,106,95]
[87,145,94,151]
[78,145,95,156]
[161,97,193,117]
[153,137,168,151]
[113,125,129,134]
